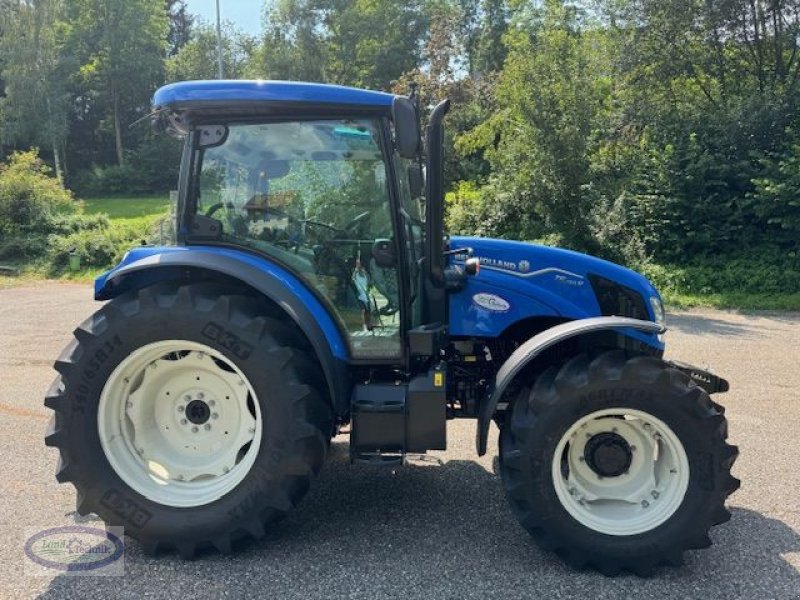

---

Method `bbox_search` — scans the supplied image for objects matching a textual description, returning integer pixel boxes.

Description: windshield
[191,119,402,359]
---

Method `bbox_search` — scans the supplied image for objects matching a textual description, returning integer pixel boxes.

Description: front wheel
[499,351,739,576]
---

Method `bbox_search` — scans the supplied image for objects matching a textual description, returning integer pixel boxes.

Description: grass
[82,195,170,221]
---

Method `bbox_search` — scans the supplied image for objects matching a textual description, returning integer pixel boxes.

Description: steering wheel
[343,211,371,234]
[205,202,234,217]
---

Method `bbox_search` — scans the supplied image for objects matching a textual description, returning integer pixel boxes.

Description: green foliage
[255,0,427,90]
[1,0,800,305]
[639,252,800,298]
[166,21,257,81]
[71,135,181,196]
[0,149,164,271]
[458,0,609,249]
[46,219,148,270]
[0,150,75,236]
[748,142,800,240]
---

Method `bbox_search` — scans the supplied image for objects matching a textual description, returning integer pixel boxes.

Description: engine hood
[447,236,662,345]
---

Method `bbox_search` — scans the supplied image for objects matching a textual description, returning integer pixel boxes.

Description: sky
[186,0,263,36]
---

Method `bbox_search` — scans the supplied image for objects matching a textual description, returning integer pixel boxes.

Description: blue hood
[448,236,662,347]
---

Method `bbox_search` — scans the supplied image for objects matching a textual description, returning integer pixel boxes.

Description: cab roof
[153,80,396,110]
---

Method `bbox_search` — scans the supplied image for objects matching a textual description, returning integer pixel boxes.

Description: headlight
[649,296,666,328]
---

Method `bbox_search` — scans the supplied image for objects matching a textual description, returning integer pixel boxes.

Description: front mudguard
[477,316,666,456]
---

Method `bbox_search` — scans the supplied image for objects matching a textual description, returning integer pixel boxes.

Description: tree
[255,0,426,90]
[457,0,609,248]
[68,0,169,166]
[167,0,194,57]
[166,21,257,81]
[0,0,72,181]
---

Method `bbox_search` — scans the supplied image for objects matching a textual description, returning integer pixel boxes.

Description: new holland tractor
[45,80,738,575]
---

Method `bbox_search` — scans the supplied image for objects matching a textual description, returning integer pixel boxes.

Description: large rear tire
[499,350,739,576]
[45,283,333,558]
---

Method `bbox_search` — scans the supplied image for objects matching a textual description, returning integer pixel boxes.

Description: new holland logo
[518,260,530,273]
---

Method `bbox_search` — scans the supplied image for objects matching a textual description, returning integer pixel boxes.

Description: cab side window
[194,119,401,359]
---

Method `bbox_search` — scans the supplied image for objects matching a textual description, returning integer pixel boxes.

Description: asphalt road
[1,283,798,599]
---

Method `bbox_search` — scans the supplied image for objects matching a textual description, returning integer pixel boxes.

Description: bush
[47,220,150,271]
[0,148,159,272]
[0,150,77,237]
[69,135,181,197]
[638,251,800,297]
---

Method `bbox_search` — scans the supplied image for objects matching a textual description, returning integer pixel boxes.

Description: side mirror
[392,97,420,159]
[371,238,397,269]
[408,165,424,199]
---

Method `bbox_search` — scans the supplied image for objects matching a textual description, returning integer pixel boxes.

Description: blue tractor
[45,80,738,575]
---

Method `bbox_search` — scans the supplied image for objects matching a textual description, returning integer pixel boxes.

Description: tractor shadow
[666,312,768,339]
[41,441,800,599]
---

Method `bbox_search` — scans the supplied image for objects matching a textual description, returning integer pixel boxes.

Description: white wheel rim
[98,340,262,508]
[551,408,690,536]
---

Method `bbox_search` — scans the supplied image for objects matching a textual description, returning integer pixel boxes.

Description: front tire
[499,351,739,576]
[45,283,333,557]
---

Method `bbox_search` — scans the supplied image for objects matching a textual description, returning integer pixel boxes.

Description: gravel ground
[0,283,798,599]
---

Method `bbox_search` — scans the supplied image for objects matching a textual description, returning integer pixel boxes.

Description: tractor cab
[152,80,453,365]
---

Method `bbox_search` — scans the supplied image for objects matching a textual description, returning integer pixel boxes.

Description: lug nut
[211,412,218,420]
[184,395,191,402]
[651,490,660,499]
[177,405,184,413]
[204,423,211,431]
[208,399,215,407]
[192,426,199,433]
[197,392,204,400]
[641,500,650,508]
[180,418,187,425]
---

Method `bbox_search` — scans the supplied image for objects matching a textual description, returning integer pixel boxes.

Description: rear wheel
[45,283,333,557]
[500,351,739,576]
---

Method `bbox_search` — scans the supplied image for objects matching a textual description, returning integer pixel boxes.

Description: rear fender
[476,316,665,455]
[95,246,351,414]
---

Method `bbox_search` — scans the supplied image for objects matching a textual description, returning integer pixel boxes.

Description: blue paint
[449,236,664,351]
[94,245,349,361]
[153,80,396,110]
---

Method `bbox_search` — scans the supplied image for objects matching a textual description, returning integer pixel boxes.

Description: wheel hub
[584,431,632,477]
[98,341,262,508]
[185,399,211,425]
[551,408,690,536]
